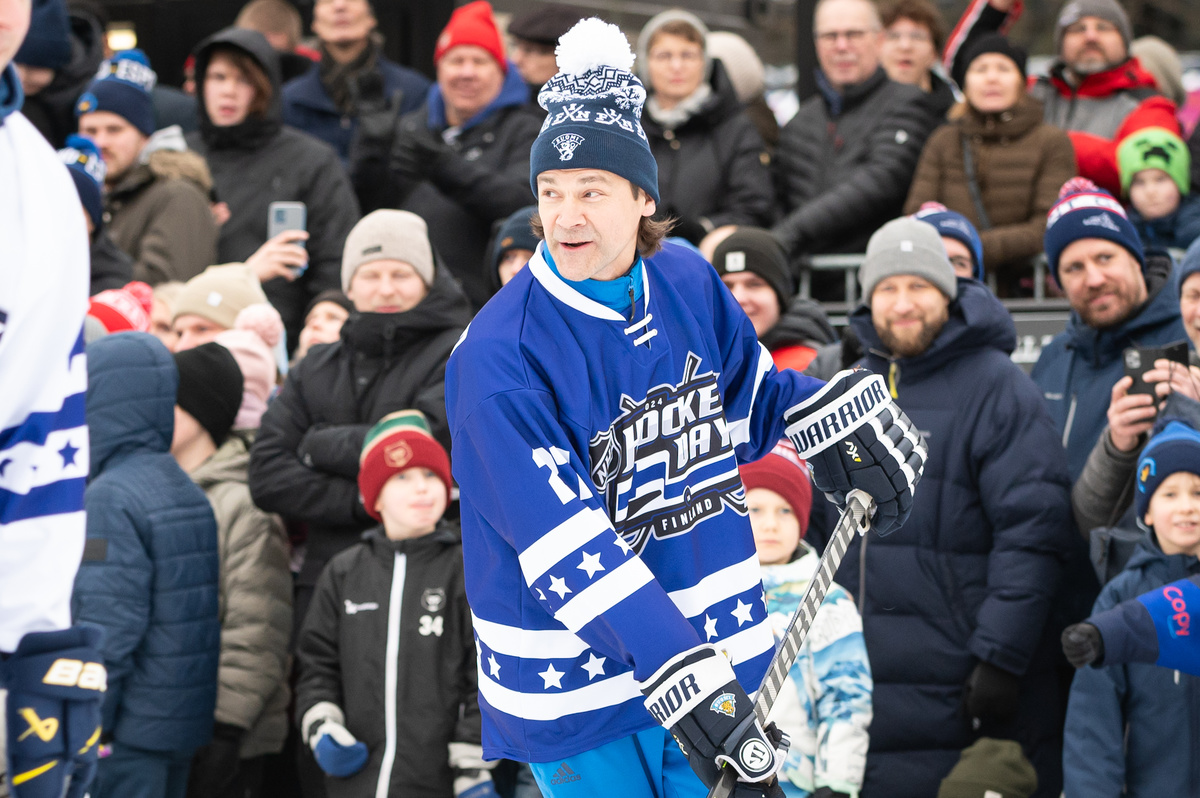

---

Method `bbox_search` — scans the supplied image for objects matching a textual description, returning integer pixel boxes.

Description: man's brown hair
[530,184,671,258]
[205,46,274,119]
[880,0,947,53]
[646,18,705,53]
[235,0,303,51]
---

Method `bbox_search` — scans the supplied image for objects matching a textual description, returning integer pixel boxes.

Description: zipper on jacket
[887,362,899,399]
[376,552,407,798]
[1062,394,1078,449]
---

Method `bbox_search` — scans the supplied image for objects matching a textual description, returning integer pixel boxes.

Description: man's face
[1179,272,1200,352]
[15,62,53,95]
[203,53,257,128]
[880,17,936,87]
[510,37,557,86]
[871,273,950,358]
[1060,15,1126,76]
[536,169,656,282]
[438,45,505,126]
[79,111,146,183]
[0,0,31,73]
[497,247,533,286]
[942,237,975,279]
[347,259,428,313]
[173,314,227,352]
[646,32,706,108]
[722,272,781,337]
[312,0,375,48]
[814,0,883,91]
[296,299,350,358]
[1057,238,1146,329]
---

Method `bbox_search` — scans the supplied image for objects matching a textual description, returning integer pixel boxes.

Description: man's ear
[641,196,657,219]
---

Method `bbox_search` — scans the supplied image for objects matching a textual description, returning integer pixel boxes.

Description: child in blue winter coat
[742,443,872,798]
[1118,127,1200,252]
[1062,420,1200,798]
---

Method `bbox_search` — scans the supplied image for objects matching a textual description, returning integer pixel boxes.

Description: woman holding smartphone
[186,26,361,351]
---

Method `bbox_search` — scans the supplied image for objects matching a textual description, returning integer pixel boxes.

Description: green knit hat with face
[358,410,451,521]
[1118,126,1191,199]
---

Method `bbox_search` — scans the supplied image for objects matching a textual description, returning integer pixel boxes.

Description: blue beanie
[59,134,106,231]
[492,205,540,273]
[530,18,659,203]
[1044,177,1145,286]
[75,50,157,137]
[15,0,71,71]
[1137,420,1200,522]
[1179,237,1200,297]
[912,202,984,281]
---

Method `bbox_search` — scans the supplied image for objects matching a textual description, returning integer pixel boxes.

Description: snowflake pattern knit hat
[1044,177,1144,286]
[529,17,659,202]
[59,134,107,231]
[358,410,452,521]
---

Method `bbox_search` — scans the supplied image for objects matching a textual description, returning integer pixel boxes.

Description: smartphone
[1123,340,1189,398]
[268,201,308,276]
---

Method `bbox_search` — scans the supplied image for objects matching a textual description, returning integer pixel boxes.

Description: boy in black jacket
[295,410,493,798]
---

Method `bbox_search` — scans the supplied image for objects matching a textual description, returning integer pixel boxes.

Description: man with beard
[837,216,1074,798]
[1032,177,1186,481]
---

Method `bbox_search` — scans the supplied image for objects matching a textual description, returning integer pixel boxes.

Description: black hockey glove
[785,369,926,536]
[640,645,788,789]
[962,661,1020,726]
[1062,622,1105,668]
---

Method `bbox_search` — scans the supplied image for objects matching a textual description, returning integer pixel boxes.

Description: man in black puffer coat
[772,0,940,288]
[248,210,472,631]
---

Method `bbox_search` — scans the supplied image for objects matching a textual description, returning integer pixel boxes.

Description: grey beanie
[341,210,434,291]
[1055,0,1132,53]
[859,217,957,301]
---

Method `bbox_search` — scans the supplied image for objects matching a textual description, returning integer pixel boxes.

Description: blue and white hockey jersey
[445,241,826,762]
[0,66,91,654]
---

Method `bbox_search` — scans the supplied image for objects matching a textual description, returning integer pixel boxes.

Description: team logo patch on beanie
[1139,458,1156,491]
[385,440,413,469]
[553,133,585,161]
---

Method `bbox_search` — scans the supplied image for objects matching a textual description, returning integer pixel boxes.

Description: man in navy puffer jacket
[73,332,220,798]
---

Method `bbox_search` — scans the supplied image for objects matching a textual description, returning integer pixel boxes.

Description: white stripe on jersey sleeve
[0,425,88,494]
[478,667,640,721]
[518,506,611,586]
[726,342,775,447]
[669,554,764,619]
[554,557,656,633]
[0,510,85,652]
[719,619,776,668]
[472,614,592,660]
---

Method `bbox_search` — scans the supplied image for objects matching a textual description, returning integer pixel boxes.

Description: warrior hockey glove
[302,702,368,778]
[640,644,789,788]
[448,742,499,798]
[3,626,105,798]
[785,369,926,536]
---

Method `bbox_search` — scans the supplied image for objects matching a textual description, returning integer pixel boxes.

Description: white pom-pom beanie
[529,18,659,202]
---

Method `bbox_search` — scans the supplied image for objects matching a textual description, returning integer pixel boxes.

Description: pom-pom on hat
[434,1,506,72]
[75,49,158,137]
[88,281,154,334]
[711,227,793,313]
[15,0,71,70]
[530,18,659,203]
[59,134,107,231]
[738,441,812,540]
[214,328,276,430]
[1118,126,1191,198]
[1044,177,1145,285]
[1135,420,1200,524]
[912,202,984,281]
[358,410,451,521]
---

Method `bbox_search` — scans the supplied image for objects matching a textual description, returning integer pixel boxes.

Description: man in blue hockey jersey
[444,17,927,798]
[1,2,106,797]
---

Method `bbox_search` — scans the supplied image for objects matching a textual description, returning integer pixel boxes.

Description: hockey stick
[708,488,875,798]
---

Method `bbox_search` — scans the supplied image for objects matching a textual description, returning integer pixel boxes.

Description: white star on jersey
[548,575,572,600]
[488,654,501,678]
[704,614,718,640]
[582,653,606,680]
[540,663,565,689]
[577,551,605,579]
[731,599,754,627]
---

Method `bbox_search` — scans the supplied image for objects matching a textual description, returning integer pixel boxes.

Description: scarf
[318,35,382,116]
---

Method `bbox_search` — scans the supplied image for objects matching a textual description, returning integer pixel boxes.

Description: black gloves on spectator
[963,661,1020,726]
[348,81,408,212]
[186,722,245,796]
[1062,622,1105,668]
[810,788,851,798]
[391,123,455,187]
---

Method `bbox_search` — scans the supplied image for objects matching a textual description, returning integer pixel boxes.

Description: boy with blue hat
[446,16,926,798]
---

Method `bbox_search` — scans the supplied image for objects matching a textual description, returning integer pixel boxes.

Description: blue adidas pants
[530,726,708,798]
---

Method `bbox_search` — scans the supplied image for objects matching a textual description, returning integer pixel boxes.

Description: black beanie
[959,34,1028,87]
[711,228,793,313]
[303,289,355,321]
[174,343,243,446]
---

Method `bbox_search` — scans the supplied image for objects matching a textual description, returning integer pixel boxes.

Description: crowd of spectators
[7,0,1200,795]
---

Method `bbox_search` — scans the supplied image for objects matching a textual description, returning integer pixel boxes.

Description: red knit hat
[358,410,452,521]
[739,441,812,538]
[87,281,153,334]
[434,1,506,72]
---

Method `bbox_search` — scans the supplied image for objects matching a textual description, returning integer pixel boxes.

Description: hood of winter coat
[37,4,106,112]
[192,27,283,149]
[1063,252,1182,363]
[189,434,251,490]
[761,296,838,352]
[425,62,528,131]
[339,264,474,356]
[86,332,177,475]
[852,278,1017,379]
